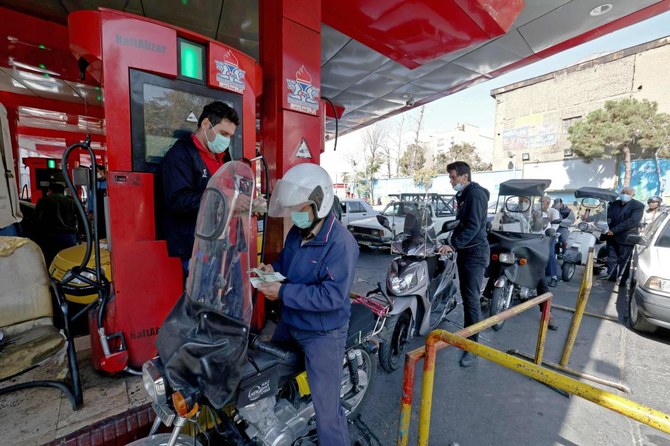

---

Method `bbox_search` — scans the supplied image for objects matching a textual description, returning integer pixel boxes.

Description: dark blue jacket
[159,135,229,260]
[451,182,490,256]
[607,198,644,245]
[272,213,359,332]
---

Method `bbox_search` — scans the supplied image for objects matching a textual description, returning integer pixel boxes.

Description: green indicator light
[181,0,188,4]
[39,44,46,49]
[44,73,50,78]
[47,159,56,169]
[179,41,203,80]
[39,64,46,69]
[97,95,102,101]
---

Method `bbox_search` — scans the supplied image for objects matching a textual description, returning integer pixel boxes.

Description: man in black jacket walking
[600,186,644,282]
[438,161,490,367]
[160,101,239,277]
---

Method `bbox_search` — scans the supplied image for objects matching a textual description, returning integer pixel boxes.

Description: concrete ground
[351,249,670,446]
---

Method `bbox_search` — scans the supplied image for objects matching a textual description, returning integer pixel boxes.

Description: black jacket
[451,182,490,254]
[159,135,230,260]
[607,198,644,245]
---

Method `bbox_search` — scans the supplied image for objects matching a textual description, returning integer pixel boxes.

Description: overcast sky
[321,10,670,180]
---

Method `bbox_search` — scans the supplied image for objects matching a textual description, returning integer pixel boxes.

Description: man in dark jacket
[600,186,644,282]
[160,101,239,276]
[438,161,490,367]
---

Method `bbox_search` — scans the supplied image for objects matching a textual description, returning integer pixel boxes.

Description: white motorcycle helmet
[268,163,335,219]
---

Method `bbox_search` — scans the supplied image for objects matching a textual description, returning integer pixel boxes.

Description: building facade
[490,36,670,176]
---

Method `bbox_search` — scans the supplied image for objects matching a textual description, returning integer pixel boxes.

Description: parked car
[339,198,377,226]
[626,209,670,333]
[347,195,456,248]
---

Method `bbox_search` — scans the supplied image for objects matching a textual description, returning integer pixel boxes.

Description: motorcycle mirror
[440,219,459,234]
[544,228,556,237]
[626,234,648,246]
[376,214,392,231]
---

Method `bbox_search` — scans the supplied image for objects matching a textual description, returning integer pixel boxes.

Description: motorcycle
[484,179,555,331]
[558,187,617,281]
[361,205,460,372]
[128,161,378,446]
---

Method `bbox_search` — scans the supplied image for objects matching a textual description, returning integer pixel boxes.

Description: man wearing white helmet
[256,162,359,446]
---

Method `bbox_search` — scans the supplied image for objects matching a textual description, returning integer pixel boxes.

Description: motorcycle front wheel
[490,282,513,331]
[561,262,575,282]
[379,311,412,372]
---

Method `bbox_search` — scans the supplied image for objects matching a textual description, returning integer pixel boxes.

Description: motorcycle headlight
[390,272,416,294]
[142,360,168,405]
[645,277,670,294]
[577,222,588,231]
[498,252,516,264]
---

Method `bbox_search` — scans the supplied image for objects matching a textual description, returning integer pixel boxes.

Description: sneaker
[549,277,558,287]
[459,351,478,367]
[597,270,610,280]
[548,315,558,331]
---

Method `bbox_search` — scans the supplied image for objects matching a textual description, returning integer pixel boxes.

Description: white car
[339,198,377,226]
[627,209,670,333]
[347,198,456,248]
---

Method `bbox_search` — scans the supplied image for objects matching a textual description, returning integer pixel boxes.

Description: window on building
[562,116,582,133]
[437,138,445,147]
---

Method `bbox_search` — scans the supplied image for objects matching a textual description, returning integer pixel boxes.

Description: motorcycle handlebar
[249,335,290,360]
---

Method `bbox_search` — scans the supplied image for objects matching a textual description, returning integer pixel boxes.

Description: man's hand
[438,244,454,255]
[606,230,613,236]
[256,281,281,300]
[258,263,274,273]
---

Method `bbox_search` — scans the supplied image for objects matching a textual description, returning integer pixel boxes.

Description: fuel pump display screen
[130,69,243,173]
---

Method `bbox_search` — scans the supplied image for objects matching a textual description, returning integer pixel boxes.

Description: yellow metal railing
[397,251,670,445]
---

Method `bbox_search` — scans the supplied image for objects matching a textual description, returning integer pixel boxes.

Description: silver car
[627,209,670,333]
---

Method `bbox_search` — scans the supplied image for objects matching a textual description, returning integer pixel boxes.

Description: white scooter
[559,187,617,281]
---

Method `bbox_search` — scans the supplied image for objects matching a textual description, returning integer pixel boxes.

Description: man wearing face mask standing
[438,161,490,367]
[600,186,644,282]
[256,163,359,446]
[160,101,239,277]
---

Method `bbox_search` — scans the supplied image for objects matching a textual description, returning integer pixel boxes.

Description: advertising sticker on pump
[286,65,319,115]
[215,50,246,94]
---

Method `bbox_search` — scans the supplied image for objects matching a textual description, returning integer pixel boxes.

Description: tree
[433,142,492,173]
[413,166,437,191]
[568,98,669,187]
[398,143,426,177]
[360,123,388,203]
[385,116,407,177]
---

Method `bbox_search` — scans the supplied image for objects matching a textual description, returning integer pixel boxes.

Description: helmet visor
[268,179,314,217]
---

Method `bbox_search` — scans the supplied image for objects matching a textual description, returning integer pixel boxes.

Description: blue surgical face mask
[291,211,312,229]
[453,183,464,192]
[206,124,231,154]
[620,193,632,203]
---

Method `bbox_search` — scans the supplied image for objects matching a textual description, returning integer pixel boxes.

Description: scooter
[129,161,378,446]
[484,179,554,331]
[362,206,460,372]
[559,187,617,281]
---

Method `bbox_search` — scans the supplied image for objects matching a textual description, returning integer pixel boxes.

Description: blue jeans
[272,322,350,446]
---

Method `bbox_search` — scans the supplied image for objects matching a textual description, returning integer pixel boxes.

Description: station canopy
[1,0,669,140]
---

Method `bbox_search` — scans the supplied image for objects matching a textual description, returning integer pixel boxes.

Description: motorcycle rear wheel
[379,311,412,372]
[490,282,513,331]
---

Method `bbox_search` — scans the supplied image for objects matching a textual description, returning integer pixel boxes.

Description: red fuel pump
[68,9,262,373]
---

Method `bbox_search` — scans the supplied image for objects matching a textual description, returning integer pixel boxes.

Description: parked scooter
[484,179,555,331]
[129,161,378,446]
[558,187,616,281]
[364,205,460,372]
